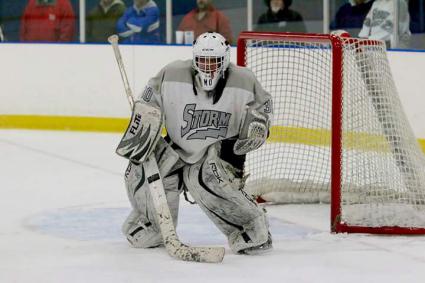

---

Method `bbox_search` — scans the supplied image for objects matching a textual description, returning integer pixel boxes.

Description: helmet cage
[194,55,225,91]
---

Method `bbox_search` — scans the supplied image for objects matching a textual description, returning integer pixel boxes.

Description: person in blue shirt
[116,0,160,44]
[331,0,374,31]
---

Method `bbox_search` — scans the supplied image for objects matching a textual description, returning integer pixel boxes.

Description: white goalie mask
[193,32,230,91]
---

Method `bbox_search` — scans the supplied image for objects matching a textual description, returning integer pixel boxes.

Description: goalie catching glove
[233,107,270,155]
[116,101,162,164]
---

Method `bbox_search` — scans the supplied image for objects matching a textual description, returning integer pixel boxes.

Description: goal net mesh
[241,35,425,229]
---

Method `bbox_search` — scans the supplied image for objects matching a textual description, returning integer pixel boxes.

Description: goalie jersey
[138,60,272,164]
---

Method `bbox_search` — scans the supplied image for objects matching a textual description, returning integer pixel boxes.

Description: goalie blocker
[116,101,162,164]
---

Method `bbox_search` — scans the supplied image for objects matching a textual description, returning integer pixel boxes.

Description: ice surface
[1,130,425,283]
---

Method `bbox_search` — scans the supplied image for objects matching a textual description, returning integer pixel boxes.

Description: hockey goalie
[118,32,273,255]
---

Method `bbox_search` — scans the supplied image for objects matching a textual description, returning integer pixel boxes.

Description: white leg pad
[122,138,183,248]
[183,145,272,254]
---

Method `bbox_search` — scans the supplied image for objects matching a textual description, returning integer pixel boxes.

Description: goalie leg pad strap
[183,145,271,254]
[122,210,163,248]
[229,213,272,254]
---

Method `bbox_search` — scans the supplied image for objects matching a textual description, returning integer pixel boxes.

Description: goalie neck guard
[193,32,230,92]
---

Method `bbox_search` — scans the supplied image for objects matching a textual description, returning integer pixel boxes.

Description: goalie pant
[122,137,272,254]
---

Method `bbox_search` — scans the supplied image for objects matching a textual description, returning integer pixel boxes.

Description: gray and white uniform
[123,59,273,254]
[143,60,271,164]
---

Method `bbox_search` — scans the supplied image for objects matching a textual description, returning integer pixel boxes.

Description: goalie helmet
[193,32,230,91]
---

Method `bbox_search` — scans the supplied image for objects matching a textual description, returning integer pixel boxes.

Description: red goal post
[237,31,425,235]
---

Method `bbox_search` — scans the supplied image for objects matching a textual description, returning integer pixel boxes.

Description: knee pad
[204,145,244,190]
[184,145,246,204]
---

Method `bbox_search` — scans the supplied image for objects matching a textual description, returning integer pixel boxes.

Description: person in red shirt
[178,0,233,44]
[20,0,76,42]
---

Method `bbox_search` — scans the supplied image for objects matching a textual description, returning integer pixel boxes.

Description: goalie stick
[108,34,225,263]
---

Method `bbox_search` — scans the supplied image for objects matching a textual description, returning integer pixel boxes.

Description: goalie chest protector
[144,60,271,164]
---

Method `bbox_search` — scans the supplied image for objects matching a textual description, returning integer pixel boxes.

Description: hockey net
[237,32,425,234]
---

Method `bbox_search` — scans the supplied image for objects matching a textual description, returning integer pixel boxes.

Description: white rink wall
[1,43,425,137]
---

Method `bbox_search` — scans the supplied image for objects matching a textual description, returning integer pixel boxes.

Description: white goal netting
[240,34,425,230]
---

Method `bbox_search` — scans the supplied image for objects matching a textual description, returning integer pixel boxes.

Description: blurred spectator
[409,0,425,33]
[359,0,410,47]
[256,0,306,33]
[0,21,5,42]
[331,0,374,30]
[20,0,76,42]
[87,0,126,43]
[117,0,160,44]
[178,0,233,44]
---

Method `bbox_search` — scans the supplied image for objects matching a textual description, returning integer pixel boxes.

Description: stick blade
[165,242,225,263]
